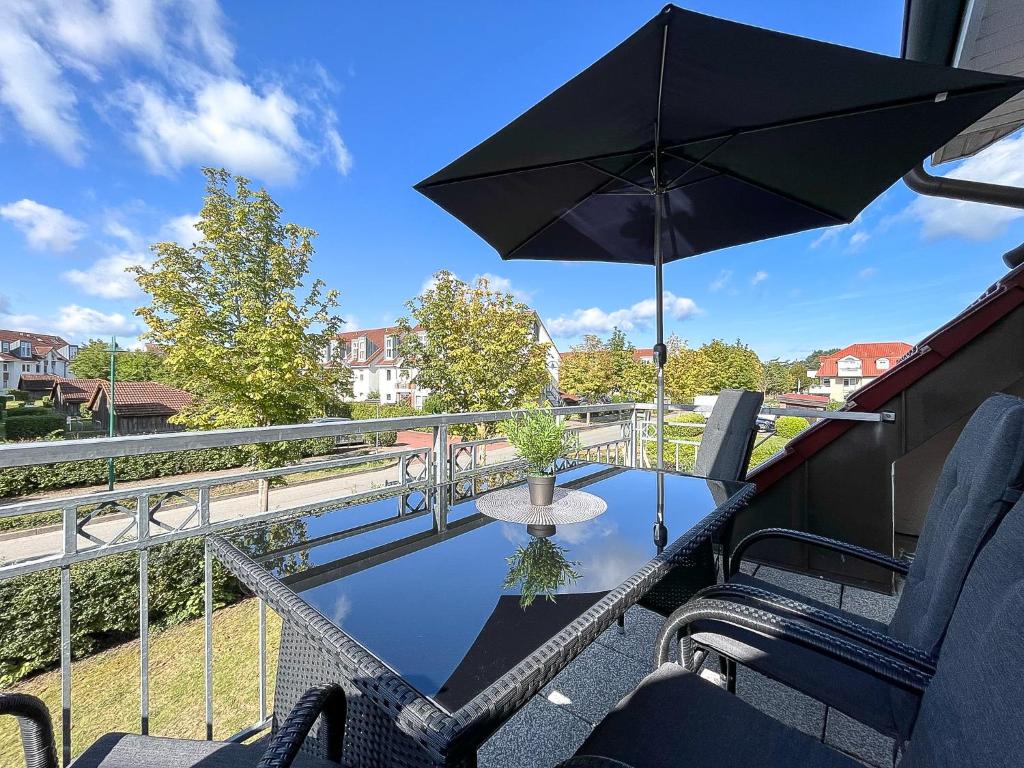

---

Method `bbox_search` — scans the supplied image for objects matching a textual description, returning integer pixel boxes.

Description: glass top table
[211,463,753,767]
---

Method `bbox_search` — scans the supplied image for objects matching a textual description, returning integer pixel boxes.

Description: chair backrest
[887,393,1024,656]
[899,492,1024,768]
[693,389,764,481]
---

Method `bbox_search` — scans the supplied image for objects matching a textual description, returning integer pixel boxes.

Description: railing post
[204,537,214,740]
[258,599,268,723]
[60,505,76,767]
[137,494,150,736]
[432,423,449,531]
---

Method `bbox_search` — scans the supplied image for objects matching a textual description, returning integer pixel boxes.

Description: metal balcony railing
[0,399,892,765]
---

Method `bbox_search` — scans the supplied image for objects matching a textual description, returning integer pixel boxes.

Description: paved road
[0,423,627,566]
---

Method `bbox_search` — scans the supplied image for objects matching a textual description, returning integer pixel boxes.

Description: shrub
[775,416,810,440]
[0,438,336,498]
[6,406,55,417]
[377,431,398,447]
[4,414,65,440]
[421,394,444,414]
[341,402,417,420]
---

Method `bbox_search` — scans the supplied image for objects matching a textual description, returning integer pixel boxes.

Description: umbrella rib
[419,80,1018,191]
[502,155,654,259]
[416,148,652,190]
[660,80,1021,155]
[581,161,653,193]
[662,148,848,223]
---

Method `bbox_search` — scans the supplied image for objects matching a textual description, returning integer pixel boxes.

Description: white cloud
[63,253,151,299]
[0,9,83,162]
[751,270,769,286]
[0,199,86,251]
[341,314,360,332]
[546,291,699,336]
[858,266,878,279]
[124,79,310,184]
[847,231,870,252]
[0,1,350,182]
[905,132,1024,240]
[709,269,733,292]
[160,212,202,247]
[1,305,140,342]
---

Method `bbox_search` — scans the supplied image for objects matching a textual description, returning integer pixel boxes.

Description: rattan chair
[559,484,1024,767]
[0,684,347,768]
[691,392,1024,738]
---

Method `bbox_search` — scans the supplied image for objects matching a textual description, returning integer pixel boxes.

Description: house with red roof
[85,381,192,435]
[809,341,912,402]
[0,329,79,391]
[336,317,560,408]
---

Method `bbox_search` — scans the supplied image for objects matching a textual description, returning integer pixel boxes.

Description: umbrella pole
[654,191,665,471]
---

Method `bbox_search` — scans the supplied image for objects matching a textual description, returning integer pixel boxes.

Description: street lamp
[105,336,123,491]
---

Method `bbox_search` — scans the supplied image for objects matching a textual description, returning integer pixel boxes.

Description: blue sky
[2,1,1023,362]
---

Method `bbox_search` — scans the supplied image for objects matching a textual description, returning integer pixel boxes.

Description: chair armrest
[729,527,911,578]
[0,693,58,768]
[694,583,937,673]
[256,685,347,768]
[654,598,930,694]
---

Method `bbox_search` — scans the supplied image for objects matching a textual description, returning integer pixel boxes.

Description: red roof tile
[815,342,912,378]
[0,329,71,348]
[53,379,106,403]
[86,381,192,417]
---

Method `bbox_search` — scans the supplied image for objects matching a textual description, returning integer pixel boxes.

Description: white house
[334,315,560,408]
[0,330,79,392]
[809,342,912,402]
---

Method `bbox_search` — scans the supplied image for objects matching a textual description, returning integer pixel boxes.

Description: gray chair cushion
[899,493,1024,768]
[694,389,764,481]
[573,662,860,768]
[888,393,1024,657]
[71,733,337,768]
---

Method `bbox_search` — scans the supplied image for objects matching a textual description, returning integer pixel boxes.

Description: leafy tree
[132,168,350,505]
[70,339,167,382]
[760,358,794,395]
[787,360,815,393]
[694,339,763,394]
[619,357,655,402]
[663,336,706,402]
[804,347,840,372]
[396,271,550,437]
[559,335,615,399]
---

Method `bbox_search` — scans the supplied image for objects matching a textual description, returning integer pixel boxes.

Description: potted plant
[502,407,577,505]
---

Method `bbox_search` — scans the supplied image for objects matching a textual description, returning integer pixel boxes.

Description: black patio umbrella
[415,5,1023,468]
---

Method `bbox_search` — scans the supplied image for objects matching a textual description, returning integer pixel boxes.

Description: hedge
[0,437,336,499]
[0,518,310,686]
[775,416,810,440]
[5,406,56,417]
[3,414,65,440]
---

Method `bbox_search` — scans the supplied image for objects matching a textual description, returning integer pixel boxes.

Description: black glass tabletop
[225,464,748,713]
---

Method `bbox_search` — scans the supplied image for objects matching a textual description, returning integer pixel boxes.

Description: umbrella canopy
[416,4,1024,467]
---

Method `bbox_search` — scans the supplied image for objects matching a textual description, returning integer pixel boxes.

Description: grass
[0,598,282,764]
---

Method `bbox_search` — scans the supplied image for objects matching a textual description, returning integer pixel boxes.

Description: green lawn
[0,599,282,764]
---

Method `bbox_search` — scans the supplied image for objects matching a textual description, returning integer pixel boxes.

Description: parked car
[756,414,776,433]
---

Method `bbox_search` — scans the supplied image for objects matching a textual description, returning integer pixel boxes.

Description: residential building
[86,381,192,435]
[0,330,79,391]
[809,342,913,402]
[776,392,830,410]
[334,316,560,407]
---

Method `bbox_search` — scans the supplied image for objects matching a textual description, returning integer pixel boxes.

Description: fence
[0,399,893,765]
[0,403,633,765]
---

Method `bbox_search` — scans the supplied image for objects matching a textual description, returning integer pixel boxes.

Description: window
[0,341,8,352]
[385,335,395,359]
[385,393,392,402]
[36,364,40,373]
[876,358,890,370]
[20,341,31,358]
[357,337,366,362]
[843,378,858,387]
[386,369,392,381]
[822,378,831,386]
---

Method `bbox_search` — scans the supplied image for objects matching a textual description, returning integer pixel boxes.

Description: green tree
[664,336,706,402]
[70,339,167,382]
[761,358,795,396]
[396,271,550,437]
[619,357,655,402]
[132,168,350,505]
[693,339,763,394]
